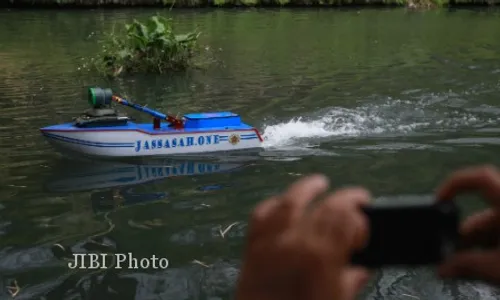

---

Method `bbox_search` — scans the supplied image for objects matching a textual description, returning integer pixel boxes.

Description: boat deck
[41,121,256,134]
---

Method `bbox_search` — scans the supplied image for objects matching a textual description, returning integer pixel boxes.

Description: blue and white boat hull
[40,121,263,158]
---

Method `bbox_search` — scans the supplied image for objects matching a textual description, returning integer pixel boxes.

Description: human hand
[235,174,372,300]
[437,165,500,284]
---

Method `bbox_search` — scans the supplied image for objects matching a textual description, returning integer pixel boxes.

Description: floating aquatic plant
[93,15,201,77]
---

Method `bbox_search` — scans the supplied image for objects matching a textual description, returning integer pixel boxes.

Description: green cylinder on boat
[88,87,113,107]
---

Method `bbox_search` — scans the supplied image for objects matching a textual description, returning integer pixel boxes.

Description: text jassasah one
[68,253,169,269]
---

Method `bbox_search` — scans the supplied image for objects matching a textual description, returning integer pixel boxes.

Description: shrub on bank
[94,15,200,77]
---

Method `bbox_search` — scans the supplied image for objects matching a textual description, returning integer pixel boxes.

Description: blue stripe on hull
[43,133,135,148]
[42,133,259,149]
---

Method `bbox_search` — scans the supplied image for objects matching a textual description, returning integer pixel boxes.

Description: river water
[1,7,500,300]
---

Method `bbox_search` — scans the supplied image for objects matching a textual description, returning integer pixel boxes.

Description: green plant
[94,15,201,77]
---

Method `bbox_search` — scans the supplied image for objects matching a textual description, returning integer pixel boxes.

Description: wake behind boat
[40,87,264,158]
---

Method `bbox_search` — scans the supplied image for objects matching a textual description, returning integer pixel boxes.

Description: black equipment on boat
[73,108,130,128]
[73,87,131,128]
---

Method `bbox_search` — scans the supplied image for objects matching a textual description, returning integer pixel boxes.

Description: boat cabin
[182,112,241,129]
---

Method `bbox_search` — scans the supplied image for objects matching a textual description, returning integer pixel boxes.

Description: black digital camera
[351,200,460,268]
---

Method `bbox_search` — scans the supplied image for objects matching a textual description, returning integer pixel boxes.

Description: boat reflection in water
[45,157,248,192]
[0,157,252,299]
[45,156,250,213]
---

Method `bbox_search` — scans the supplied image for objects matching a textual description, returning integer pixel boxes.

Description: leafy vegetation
[93,15,201,77]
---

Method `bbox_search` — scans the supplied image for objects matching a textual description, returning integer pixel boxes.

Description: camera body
[351,200,460,268]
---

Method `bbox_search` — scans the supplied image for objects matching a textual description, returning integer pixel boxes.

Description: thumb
[438,250,500,284]
[341,267,371,300]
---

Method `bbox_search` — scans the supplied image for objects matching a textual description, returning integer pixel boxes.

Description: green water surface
[1,7,500,299]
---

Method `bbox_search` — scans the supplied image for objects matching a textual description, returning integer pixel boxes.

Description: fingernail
[309,174,329,187]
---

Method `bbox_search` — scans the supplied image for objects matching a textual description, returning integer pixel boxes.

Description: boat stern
[182,112,264,147]
[251,127,264,144]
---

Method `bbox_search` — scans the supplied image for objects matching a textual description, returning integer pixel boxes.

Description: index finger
[248,174,329,239]
[436,165,500,207]
[310,187,371,254]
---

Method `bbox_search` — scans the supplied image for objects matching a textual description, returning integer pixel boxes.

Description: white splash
[259,96,494,148]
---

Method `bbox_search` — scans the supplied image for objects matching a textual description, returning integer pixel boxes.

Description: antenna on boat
[87,87,184,129]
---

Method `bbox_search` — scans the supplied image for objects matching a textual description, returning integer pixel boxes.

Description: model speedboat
[40,87,263,158]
